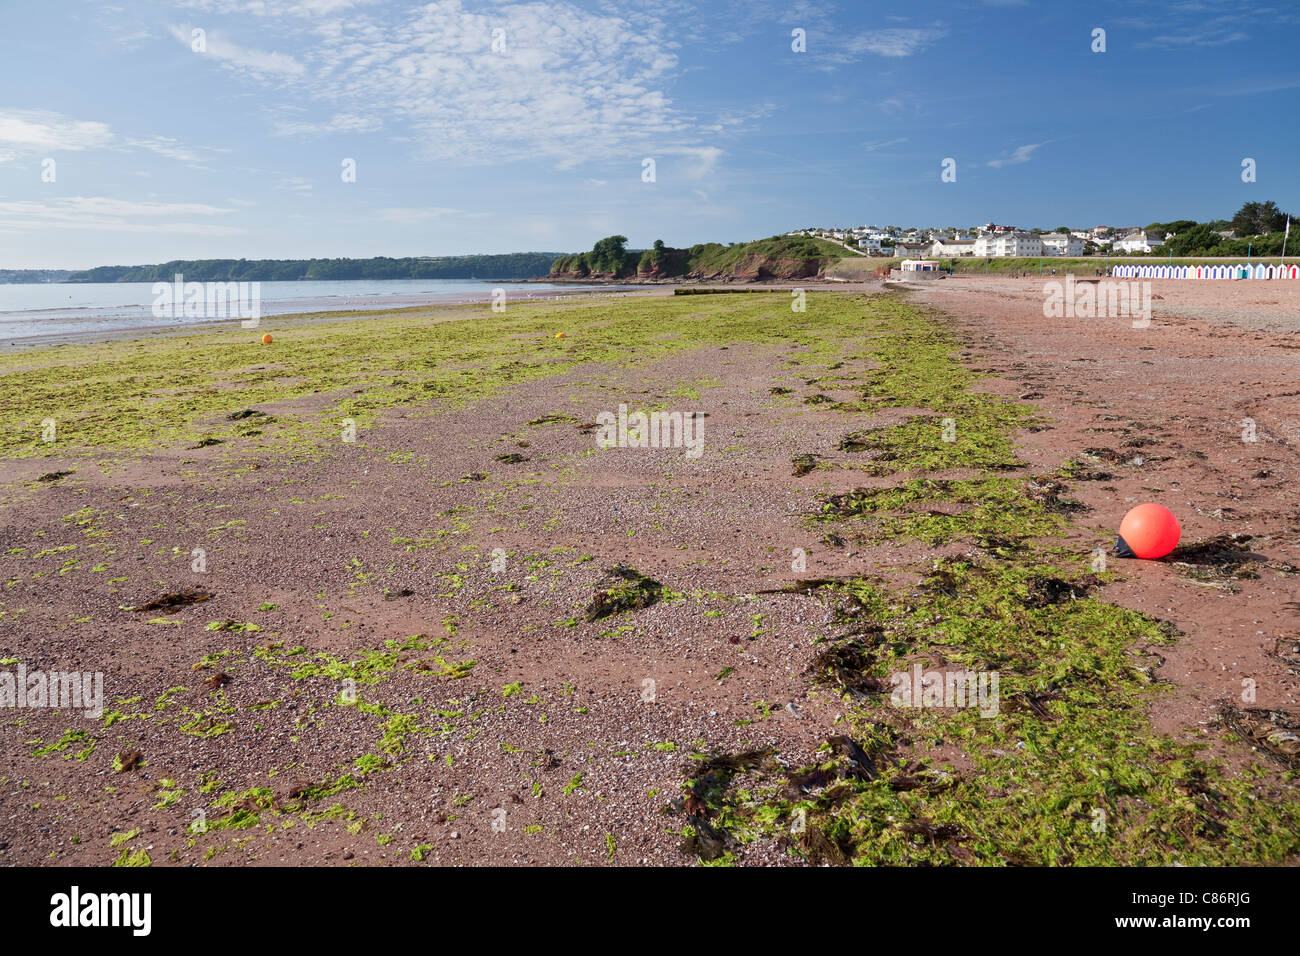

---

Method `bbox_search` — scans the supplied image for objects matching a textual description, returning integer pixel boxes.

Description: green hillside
[65,253,564,283]
[552,234,846,280]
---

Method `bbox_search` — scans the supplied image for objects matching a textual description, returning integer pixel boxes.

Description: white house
[858,237,884,252]
[931,237,977,257]
[1114,231,1164,254]
[1039,232,1085,256]
[894,241,931,259]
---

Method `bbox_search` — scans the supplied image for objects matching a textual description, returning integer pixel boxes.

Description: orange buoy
[555,332,566,339]
[261,333,273,345]
[1114,503,1180,559]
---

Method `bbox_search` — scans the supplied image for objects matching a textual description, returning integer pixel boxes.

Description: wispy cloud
[844,29,944,58]
[1140,28,1248,49]
[125,136,203,164]
[700,104,777,134]
[1127,5,1288,50]
[0,108,218,168]
[0,109,113,161]
[986,142,1046,168]
[374,206,461,224]
[863,137,908,152]
[809,26,947,71]
[0,197,243,235]
[658,145,723,179]
[270,112,383,137]
[175,0,377,15]
[166,1,704,169]
[1180,76,1300,98]
[167,24,306,79]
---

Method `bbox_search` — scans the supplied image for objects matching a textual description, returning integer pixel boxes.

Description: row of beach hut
[1111,263,1300,279]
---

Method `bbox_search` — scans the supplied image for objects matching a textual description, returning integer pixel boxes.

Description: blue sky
[1,0,1297,268]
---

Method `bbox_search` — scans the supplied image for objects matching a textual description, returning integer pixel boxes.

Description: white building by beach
[1114,231,1164,254]
[1039,232,1085,256]
[893,241,932,259]
[931,237,977,257]
[974,231,1043,257]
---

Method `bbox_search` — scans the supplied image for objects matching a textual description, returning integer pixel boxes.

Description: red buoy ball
[1115,503,1180,559]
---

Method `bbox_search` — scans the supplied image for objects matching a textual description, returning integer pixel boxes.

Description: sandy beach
[1,278,1297,866]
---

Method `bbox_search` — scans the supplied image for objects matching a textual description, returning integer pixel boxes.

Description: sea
[0,279,626,346]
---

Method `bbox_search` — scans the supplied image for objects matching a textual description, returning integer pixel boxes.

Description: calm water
[0,279,619,344]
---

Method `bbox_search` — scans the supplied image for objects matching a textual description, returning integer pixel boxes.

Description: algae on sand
[1,292,878,461]
[584,564,664,622]
[674,298,1300,867]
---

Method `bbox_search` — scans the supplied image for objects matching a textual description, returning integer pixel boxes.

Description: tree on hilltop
[1231,201,1290,236]
[589,235,630,274]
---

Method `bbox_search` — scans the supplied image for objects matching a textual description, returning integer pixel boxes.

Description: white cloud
[374,206,461,224]
[164,1,701,168]
[271,112,383,136]
[863,137,908,151]
[176,0,376,15]
[809,26,947,69]
[845,29,943,58]
[658,145,723,179]
[0,109,220,170]
[0,197,243,235]
[169,24,306,79]
[0,197,235,218]
[0,109,114,155]
[700,104,777,134]
[125,136,203,164]
[1141,29,1248,49]
[986,142,1046,167]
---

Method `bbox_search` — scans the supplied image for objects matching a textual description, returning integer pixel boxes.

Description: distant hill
[551,234,846,280]
[58,254,566,283]
[0,269,75,284]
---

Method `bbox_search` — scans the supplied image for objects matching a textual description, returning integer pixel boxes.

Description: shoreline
[0,279,886,353]
[0,285,666,352]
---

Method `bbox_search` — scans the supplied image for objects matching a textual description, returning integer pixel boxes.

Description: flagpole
[1283,217,1290,265]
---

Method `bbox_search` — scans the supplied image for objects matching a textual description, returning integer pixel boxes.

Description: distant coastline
[0,253,567,285]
